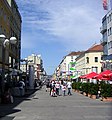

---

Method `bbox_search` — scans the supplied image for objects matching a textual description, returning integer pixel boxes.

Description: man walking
[67,80,72,95]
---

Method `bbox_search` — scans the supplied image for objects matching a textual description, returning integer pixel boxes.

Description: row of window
[107,12,112,23]
[108,41,112,49]
[0,5,21,36]
[107,27,112,36]
[86,57,99,63]
[0,7,10,23]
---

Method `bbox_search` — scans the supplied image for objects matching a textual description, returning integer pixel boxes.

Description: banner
[103,0,108,10]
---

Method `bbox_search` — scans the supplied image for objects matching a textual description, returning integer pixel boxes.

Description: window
[92,66,98,73]
[95,57,98,62]
[101,56,103,60]
[110,27,112,35]
[86,57,89,63]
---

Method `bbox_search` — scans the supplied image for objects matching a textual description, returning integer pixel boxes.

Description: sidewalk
[0,86,112,120]
[0,88,37,118]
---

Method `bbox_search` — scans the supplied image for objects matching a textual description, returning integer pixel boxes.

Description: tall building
[0,0,22,103]
[0,0,22,72]
[100,10,112,70]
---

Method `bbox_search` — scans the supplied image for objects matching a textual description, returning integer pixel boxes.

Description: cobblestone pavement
[0,86,112,120]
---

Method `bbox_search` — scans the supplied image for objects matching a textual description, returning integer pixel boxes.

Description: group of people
[45,80,72,97]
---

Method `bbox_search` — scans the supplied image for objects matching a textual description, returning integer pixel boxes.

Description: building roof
[76,44,103,60]
[67,51,83,56]
[86,44,103,53]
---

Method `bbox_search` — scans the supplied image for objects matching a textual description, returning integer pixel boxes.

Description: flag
[103,0,108,10]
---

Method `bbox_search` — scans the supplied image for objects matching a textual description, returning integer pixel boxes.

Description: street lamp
[0,34,17,103]
[20,58,33,90]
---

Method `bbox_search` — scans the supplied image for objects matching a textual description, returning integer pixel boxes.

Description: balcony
[100,38,107,45]
[100,25,107,34]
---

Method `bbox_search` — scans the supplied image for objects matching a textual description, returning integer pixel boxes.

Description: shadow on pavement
[0,89,37,118]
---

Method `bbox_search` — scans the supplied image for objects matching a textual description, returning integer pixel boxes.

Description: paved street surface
[0,86,112,120]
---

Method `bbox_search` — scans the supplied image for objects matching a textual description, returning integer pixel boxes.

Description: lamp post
[0,34,17,103]
[20,58,33,90]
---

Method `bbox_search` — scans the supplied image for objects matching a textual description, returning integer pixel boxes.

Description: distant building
[75,44,103,77]
[56,51,83,80]
[20,54,45,80]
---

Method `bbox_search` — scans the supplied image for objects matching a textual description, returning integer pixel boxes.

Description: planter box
[88,94,91,98]
[83,92,87,96]
[91,95,96,99]
[102,97,112,102]
[73,89,76,92]
[76,90,80,93]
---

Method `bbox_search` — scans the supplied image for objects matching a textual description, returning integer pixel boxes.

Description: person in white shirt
[19,80,25,96]
[55,82,60,96]
[67,80,72,95]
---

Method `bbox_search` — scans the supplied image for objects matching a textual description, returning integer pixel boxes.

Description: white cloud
[16,0,104,50]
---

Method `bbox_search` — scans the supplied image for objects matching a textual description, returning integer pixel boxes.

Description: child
[62,84,66,96]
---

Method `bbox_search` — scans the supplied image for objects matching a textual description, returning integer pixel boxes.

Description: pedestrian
[61,83,67,96]
[19,80,25,96]
[55,81,60,96]
[49,81,52,95]
[67,80,72,95]
[45,80,49,92]
[3,82,13,104]
[50,81,57,97]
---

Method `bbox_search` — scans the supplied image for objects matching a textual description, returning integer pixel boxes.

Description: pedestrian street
[1,86,112,120]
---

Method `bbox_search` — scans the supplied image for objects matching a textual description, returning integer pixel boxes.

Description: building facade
[0,0,22,73]
[56,52,82,80]
[0,0,22,103]
[20,54,45,80]
[100,10,112,70]
[75,44,103,77]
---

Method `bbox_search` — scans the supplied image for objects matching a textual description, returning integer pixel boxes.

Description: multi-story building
[75,44,103,78]
[100,10,112,70]
[0,0,22,103]
[0,0,22,72]
[20,54,44,80]
[56,51,82,80]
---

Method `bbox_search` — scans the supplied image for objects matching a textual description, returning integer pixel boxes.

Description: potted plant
[100,82,112,101]
[82,83,88,96]
[90,83,99,99]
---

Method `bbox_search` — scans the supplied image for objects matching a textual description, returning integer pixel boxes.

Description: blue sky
[16,0,107,75]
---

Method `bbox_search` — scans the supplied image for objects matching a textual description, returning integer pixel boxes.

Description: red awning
[80,74,87,79]
[100,76,111,80]
[92,70,112,80]
[80,72,98,79]
[85,72,98,79]
[102,70,112,77]
[108,73,112,77]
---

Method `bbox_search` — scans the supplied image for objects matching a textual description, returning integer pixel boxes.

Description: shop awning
[80,72,98,79]
[92,70,112,80]
[85,72,98,79]
[79,74,87,79]
[102,70,112,77]
[108,73,112,77]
